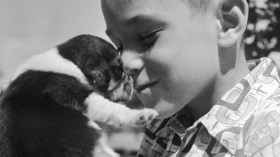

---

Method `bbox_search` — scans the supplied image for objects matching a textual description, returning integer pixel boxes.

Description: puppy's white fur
[12,49,89,85]
[94,133,120,157]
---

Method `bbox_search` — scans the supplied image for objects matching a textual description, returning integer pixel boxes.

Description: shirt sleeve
[237,103,280,156]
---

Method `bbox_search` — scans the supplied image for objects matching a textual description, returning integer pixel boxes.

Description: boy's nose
[121,50,144,77]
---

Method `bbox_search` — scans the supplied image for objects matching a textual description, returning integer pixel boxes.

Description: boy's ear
[216,0,248,47]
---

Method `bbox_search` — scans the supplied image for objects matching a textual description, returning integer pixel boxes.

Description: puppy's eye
[117,46,123,54]
[112,70,123,80]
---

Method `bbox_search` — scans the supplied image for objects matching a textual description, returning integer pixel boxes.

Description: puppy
[0,35,158,157]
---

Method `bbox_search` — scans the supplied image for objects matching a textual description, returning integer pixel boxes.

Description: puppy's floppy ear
[216,0,248,47]
[90,70,105,86]
[89,70,111,93]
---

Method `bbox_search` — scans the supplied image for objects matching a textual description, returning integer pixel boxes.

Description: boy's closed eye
[107,15,166,53]
[112,29,160,55]
[138,28,162,45]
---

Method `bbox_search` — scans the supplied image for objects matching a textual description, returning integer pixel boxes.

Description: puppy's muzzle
[107,73,134,102]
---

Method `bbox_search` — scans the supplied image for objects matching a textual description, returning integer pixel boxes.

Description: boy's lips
[135,80,159,92]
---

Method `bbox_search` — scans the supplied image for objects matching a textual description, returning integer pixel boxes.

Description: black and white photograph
[1,0,280,157]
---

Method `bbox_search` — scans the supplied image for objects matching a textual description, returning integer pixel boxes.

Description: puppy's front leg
[84,93,158,127]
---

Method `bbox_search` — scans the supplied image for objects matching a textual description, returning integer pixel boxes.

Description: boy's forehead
[102,0,184,11]
[102,0,135,10]
[102,0,194,37]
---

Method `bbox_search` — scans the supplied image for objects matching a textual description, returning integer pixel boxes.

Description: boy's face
[102,0,220,118]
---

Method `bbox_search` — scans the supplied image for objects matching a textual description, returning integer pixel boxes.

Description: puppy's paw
[132,109,159,127]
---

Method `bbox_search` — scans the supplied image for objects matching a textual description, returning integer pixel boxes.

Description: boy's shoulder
[237,95,280,156]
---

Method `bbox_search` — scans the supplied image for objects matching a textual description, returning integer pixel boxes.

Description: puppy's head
[57,34,133,102]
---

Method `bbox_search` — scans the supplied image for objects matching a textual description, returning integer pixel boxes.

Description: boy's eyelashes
[138,29,161,45]
[113,29,162,54]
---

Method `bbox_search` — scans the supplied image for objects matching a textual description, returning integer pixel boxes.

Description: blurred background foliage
[245,0,280,59]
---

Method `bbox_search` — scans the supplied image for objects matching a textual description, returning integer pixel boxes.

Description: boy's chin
[142,99,183,119]
[155,107,181,119]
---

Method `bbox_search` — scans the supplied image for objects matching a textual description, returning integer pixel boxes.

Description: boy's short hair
[181,0,212,13]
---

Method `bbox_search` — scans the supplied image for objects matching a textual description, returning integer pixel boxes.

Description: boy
[101,0,280,156]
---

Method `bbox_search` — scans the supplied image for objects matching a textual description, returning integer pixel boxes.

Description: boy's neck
[189,43,250,121]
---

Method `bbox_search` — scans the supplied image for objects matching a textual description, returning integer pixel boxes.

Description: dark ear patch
[80,54,111,93]
[56,34,119,93]
[90,70,106,88]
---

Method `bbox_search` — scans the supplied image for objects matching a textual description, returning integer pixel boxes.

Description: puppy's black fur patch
[0,35,125,157]
[57,35,123,95]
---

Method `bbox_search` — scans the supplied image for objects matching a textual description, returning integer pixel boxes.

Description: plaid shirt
[137,57,280,157]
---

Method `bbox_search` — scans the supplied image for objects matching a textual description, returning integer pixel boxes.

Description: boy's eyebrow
[105,14,162,36]
[124,14,157,26]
